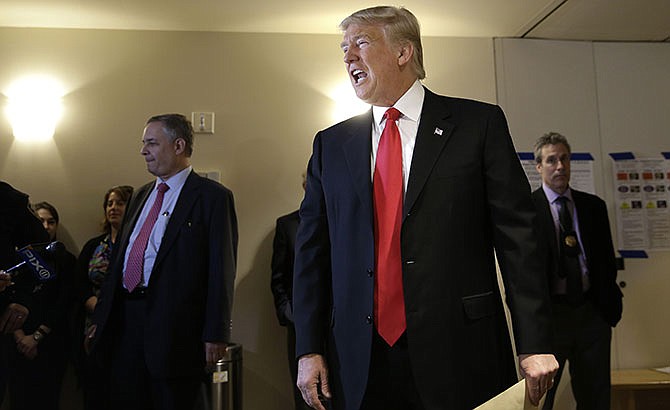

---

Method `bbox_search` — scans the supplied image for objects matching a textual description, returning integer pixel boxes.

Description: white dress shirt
[371,80,425,196]
[123,165,192,287]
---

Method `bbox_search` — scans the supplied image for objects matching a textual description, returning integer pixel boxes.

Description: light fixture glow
[329,80,369,123]
[5,76,64,142]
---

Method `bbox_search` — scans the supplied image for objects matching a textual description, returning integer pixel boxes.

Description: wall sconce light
[5,75,64,142]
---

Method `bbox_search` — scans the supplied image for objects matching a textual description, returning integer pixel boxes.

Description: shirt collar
[542,183,573,204]
[372,80,425,125]
[157,165,192,192]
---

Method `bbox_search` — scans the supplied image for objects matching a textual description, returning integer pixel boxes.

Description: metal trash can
[203,342,243,410]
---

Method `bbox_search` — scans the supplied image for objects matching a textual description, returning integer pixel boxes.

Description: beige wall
[0,28,495,409]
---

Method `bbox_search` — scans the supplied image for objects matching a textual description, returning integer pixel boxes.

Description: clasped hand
[519,353,559,406]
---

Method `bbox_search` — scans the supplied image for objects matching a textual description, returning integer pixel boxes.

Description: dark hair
[534,132,572,164]
[146,113,194,156]
[340,6,425,79]
[33,201,59,223]
[101,185,134,233]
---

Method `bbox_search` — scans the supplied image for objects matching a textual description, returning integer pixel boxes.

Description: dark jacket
[532,187,623,326]
[91,171,238,378]
[271,210,300,326]
[293,89,551,409]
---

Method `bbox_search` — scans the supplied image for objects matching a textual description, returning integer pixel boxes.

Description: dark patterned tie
[556,196,584,305]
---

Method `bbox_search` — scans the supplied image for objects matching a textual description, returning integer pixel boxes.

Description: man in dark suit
[271,173,310,410]
[89,114,238,410]
[531,132,623,409]
[0,182,47,316]
[0,181,49,406]
[293,6,558,410]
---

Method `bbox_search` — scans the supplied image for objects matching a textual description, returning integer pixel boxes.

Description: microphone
[4,241,60,281]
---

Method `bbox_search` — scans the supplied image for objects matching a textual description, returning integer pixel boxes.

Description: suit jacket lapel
[535,189,560,267]
[108,182,152,288]
[570,190,591,259]
[404,89,455,218]
[343,111,374,212]
[117,183,153,260]
[152,170,201,273]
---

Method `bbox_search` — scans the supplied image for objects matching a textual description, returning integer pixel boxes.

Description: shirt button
[366,315,373,324]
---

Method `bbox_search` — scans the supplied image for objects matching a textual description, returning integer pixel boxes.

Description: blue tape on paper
[517,152,534,161]
[662,152,670,160]
[571,153,594,161]
[609,152,635,161]
[617,250,648,259]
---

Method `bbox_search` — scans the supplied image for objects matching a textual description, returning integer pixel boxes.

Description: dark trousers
[360,332,425,410]
[109,295,200,410]
[6,333,68,410]
[0,336,7,406]
[543,299,612,410]
[80,350,110,410]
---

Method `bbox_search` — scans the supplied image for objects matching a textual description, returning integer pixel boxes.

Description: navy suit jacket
[293,88,552,409]
[91,171,238,378]
[532,187,623,327]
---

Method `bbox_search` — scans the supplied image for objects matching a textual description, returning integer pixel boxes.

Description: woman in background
[74,185,133,410]
[7,201,75,410]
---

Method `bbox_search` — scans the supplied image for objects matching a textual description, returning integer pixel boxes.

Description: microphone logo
[19,248,52,280]
[5,241,60,281]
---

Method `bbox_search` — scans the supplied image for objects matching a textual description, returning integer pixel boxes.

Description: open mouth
[351,69,367,84]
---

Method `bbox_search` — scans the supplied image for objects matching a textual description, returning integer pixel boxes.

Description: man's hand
[0,303,29,333]
[0,271,13,292]
[297,353,331,410]
[519,353,559,406]
[205,341,228,366]
[84,295,98,314]
[84,324,97,355]
[13,329,38,360]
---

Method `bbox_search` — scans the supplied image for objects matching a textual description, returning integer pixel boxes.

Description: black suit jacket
[532,187,623,326]
[0,182,50,310]
[271,210,299,326]
[293,88,552,410]
[92,171,238,378]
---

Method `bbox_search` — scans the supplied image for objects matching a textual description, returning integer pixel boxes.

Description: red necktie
[124,182,169,291]
[373,107,406,346]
